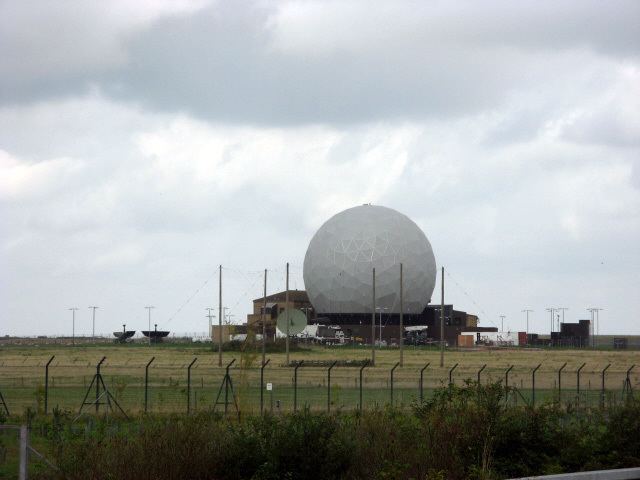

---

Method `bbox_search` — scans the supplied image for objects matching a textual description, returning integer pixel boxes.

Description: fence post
[600,364,611,409]
[223,359,236,415]
[187,357,197,414]
[19,425,28,480]
[477,364,486,386]
[293,360,303,413]
[623,364,635,401]
[532,363,541,407]
[390,362,400,407]
[576,362,586,407]
[44,355,55,415]
[359,361,369,412]
[260,358,270,415]
[96,356,106,414]
[449,363,458,392]
[557,362,567,405]
[328,361,337,412]
[505,365,514,405]
[419,363,430,403]
[144,356,155,414]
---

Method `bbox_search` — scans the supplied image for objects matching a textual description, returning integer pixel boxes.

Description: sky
[1,0,639,337]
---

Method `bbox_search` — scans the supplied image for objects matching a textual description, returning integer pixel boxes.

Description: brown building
[246,290,314,338]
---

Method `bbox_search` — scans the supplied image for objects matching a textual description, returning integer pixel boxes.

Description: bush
[25,383,640,480]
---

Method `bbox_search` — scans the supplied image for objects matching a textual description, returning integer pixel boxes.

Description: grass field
[0,342,638,415]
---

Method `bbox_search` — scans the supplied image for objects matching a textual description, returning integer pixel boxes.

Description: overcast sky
[1,0,639,337]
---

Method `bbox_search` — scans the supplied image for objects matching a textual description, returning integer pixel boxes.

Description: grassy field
[0,342,638,415]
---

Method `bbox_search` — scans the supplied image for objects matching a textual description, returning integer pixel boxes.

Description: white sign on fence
[266,382,273,391]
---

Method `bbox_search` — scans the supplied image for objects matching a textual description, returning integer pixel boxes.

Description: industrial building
[241,289,495,346]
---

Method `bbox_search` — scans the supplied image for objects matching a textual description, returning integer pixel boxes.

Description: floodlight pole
[218,265,223,367]
[206,308,215,343]
[89,306,98,342]
[69,307,78,346]
[440,267,444,367]
[557,307,568,332]
[546,307,555,335]
[262,269,267,367]
[522,309,533,336]
[588,307,603,347]
[285,262,290,366]
[399,263,404,367]
[145,306,154,346]
[371,268,376,366]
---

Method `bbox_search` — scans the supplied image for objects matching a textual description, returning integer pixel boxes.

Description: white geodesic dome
[303,205,436,314]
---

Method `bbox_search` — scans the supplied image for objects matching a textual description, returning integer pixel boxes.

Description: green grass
[1,343,637,415]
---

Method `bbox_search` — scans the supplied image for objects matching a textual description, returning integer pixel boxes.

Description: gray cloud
[1,1,639,336]
[2,1,639,125]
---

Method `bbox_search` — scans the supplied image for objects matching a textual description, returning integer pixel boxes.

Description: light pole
[499,315,506,332]
[557,307,568,332]
[88,306,98,342]
[522,309,533,336]
[587,307,602,347]
[376,307,388,346]
[145,306,154,346]
[69,308,78,346]
[545,307,556,334]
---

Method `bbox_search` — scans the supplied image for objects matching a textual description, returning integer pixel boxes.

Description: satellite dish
[276,308,307,336]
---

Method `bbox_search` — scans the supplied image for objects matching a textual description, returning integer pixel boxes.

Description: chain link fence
[0,356,637,417]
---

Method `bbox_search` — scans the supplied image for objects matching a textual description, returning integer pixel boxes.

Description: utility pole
[218,265,222,367]
[145,306,154,346]
[440,266,444,368]
[88,306,98,342]
[69,307,78,346]
[499,315,506,332]
[262,269,267,367]
[399,263,404,367]
[522,309,533,335]
[285,262,290,366]
[205,308,215,342]
[371,268,376,366]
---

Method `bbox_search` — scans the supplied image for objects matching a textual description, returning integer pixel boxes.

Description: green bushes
[26,382,640,480]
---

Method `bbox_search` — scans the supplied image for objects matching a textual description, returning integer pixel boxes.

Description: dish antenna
[276,308,307,336]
